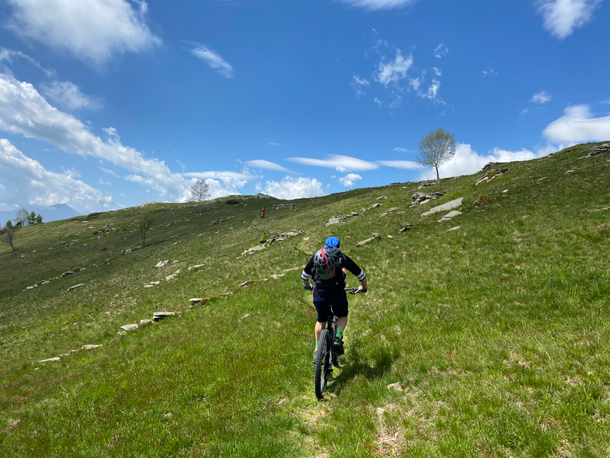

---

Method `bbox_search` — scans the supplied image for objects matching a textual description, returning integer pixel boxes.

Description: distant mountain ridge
[0,203,80,224]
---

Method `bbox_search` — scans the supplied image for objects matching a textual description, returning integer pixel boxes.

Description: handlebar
[303,285,366,295]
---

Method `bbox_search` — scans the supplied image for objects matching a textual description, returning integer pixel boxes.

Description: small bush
[473,193,492,206]
[486,170,496,179]
[225,199,240,205]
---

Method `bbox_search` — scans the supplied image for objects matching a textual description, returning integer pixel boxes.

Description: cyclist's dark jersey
[301,251,366,294]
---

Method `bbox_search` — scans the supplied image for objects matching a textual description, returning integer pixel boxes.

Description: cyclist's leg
[330,294,349,355]
[313,296,330,341]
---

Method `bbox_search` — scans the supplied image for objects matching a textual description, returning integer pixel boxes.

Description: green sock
[315,340,319,351]
[336,328,344,340]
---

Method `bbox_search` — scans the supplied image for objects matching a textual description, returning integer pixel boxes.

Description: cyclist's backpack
[312,247,344,289]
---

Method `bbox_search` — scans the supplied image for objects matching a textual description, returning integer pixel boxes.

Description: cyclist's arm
[301,256,315,288]
[343,255,368,292]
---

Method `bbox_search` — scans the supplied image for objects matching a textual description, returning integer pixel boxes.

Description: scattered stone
[189,298,203,303]
[438,211,462,222]
[242,245,266,256]
[447,226,461,231]
[399,223,414,233]
[589,143,610,156]
[376,196,388,200]
[188,264,205,271]
[82,344,102,350]
[357,233,382,247]
[67,284,85,291]
[39,357,61,363]
[386,382,403,391]
[144,284,154,288]
[139,319,153,326]
[370,203,382,208]
[153,312,176,322]
[565,170,576,174]
[263,230,303,244]
[26,286,34,290]
[273,203,296,209]
[326,212,359,226]
[418,181,436,189]
[121,324,138,332]
[421,197,463,217]
[238,281,251,288]
[503,189,508,193]
[62,271,75,277]
[303,237,310,241]
[121,246,141,255]
[164,412,173,418]
[379,213,388,218]
[387,207,399,212]
[155,260,170,268]
[387,235,394,238]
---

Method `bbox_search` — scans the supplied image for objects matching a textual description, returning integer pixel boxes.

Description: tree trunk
[435,165,440,181]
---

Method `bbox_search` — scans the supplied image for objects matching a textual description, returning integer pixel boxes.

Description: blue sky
[0,0,609,214]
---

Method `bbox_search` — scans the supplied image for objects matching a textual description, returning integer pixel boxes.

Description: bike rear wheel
[314,329,332,400]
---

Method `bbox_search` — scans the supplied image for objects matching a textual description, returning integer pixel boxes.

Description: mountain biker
[260,207,266,219]
[301,236,367,358]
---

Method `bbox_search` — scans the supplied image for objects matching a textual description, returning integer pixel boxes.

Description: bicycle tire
[314,329,331,400]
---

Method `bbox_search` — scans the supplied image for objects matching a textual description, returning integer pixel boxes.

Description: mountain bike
[313,287,363,400]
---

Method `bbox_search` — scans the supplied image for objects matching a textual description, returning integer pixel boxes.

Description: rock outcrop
[476,167,509,185]
[411,191,446,206]
[589,144,610,156]
[421,198,464,217]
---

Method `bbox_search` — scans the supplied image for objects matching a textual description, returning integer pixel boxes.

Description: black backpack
[313,247,345,290]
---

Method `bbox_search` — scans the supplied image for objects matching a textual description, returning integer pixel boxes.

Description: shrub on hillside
[473,193,492,206]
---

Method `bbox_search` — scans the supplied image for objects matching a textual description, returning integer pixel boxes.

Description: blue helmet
[325,236,340,249]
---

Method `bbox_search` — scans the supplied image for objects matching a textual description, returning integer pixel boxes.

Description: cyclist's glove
[304,284,313,291]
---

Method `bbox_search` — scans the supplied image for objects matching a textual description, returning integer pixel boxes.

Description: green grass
[2,142,610,456]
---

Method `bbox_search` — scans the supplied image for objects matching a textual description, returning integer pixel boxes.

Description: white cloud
[375,49,413,86]
[41,81,102,111]
[420,78,443,103]
[537,0,601,39]
[0,138,113,212]
[0,48,54,77]
[377,160,423,169]
[268,142,281,146]
[190,43,234,78]
[6,0,161,64]
[393,147,408,152]
[338,173,362,187]
[244,160,292,173]
[0,72,190,200]
[340,0,418,10]
[261,176,325,200]
[601,99,610,104]
[482,68,498,77]
[289,154,379,172]
[434,43,448,58]
[433,67,442,77]
[374,97,383,107]
[532,91,552,104]
[352,75,370,97]
[417,143,554,180]
[543,104,610,143]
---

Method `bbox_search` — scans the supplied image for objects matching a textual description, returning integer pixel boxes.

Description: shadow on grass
[328,348,398,396]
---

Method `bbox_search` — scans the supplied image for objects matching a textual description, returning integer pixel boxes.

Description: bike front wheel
[314,329,332,400]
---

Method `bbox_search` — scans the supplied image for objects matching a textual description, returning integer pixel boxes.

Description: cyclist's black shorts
[313,292,348,322]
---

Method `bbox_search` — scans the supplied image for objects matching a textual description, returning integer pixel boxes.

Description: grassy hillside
[1,142,610,457]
